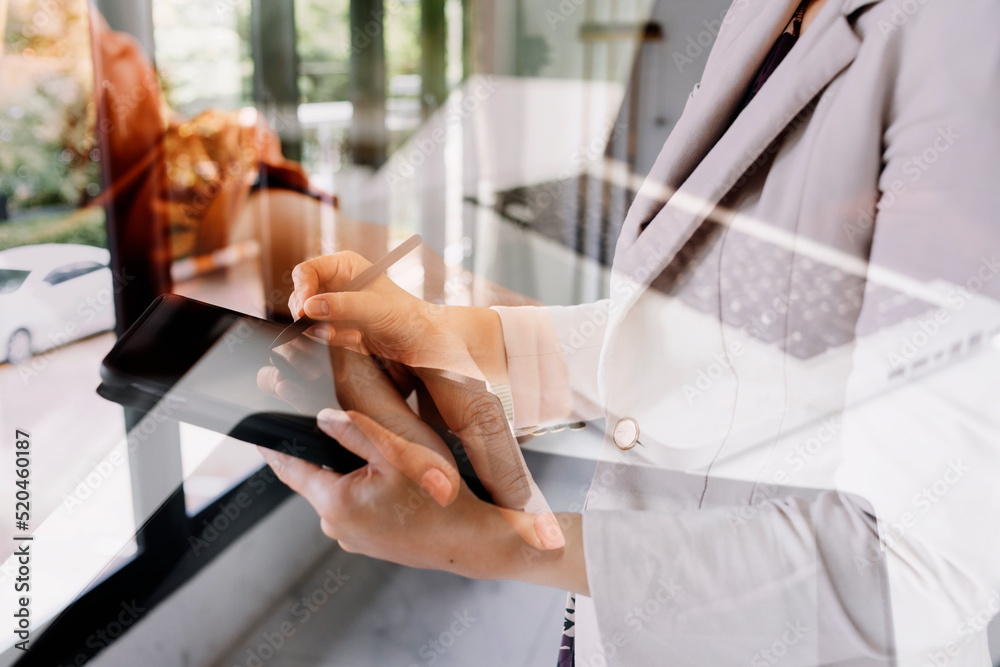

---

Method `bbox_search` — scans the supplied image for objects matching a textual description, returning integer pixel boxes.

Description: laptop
[476,165,1000,446]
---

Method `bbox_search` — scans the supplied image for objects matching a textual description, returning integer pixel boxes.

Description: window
[0,0,136,660]
[42,260,106,286]
[0,269,31,294]
[4,0,642,664]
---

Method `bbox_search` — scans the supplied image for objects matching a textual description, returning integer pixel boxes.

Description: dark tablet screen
[103,295,281,389]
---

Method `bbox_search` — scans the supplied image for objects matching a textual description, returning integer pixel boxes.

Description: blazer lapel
[611,0,865,306]
[620,0,800,234]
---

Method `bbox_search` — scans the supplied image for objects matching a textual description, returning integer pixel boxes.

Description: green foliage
[385,1,423,81]
[0,207,107,252]
[295,0,351,103]
[152,0,253,115]
[294,0,424,104]
[0,0,100,215]
[0,70,101,211]
[148,0,426,107]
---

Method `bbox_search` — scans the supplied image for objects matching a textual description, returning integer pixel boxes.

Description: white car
[0,244,117,364]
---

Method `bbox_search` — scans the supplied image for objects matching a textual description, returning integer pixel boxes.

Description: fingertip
[420,468,454,507]
[436,459,462,504]
[497,507,543,550]
[326,328,360,349]
[276,379,304,403]
[444,466,462,505]
[534,513,566,550]
[305,296,331,319]
[257,365,281,391]
[310,322,335,342]
[257,446,287,474]
[317,408,349,434]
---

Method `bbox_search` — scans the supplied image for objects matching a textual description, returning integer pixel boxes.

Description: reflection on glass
[0,0,137,646]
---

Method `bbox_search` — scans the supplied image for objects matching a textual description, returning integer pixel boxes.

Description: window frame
[15,2,295,663]
[17,0,444,657]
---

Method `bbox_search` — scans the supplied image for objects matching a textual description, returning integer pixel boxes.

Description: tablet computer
[97,294,489,501]
[98,293,368,471]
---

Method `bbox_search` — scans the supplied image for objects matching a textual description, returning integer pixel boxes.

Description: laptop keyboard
[491,177,938,361]
[488,174,633,267]
[656,223,938,360]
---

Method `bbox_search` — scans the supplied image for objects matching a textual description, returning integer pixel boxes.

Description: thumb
[496,508,567,551]
[305,292,386,327]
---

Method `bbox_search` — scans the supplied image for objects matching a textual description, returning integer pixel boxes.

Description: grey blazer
[494,0,1000,664]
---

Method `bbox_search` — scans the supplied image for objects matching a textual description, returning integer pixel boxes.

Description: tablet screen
[103,294,337,417]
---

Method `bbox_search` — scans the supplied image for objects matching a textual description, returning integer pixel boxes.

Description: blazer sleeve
[581,490,895,665]
[491,301,608,431]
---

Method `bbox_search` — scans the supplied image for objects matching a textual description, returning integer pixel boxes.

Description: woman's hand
[257,409,589,594]
[289,251,508,382]
[258,344,460,506]
[258,409,499,576]
[257,342,585,585]
[258,339,564,548]
[285,249,565,549]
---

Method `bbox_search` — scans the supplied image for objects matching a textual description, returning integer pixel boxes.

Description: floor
[211,550,568,667]
[211,450,598,667]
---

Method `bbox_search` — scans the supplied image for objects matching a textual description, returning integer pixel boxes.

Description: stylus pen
[270,233,423,349]
[340,233,423,292]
